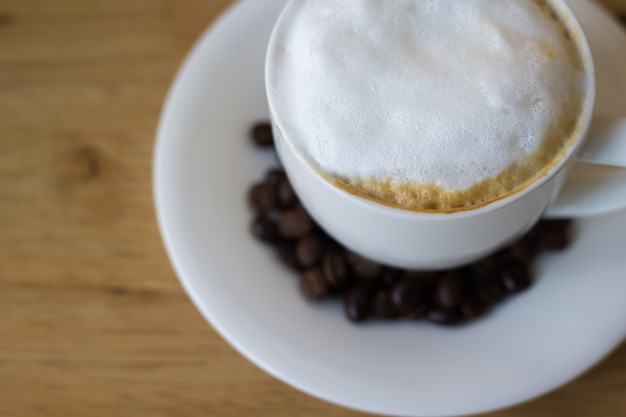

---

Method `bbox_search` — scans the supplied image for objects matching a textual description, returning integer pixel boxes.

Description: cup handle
[545,115,626,219]
[576,116,626,168]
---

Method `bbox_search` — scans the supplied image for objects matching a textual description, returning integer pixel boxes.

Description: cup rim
[265,0,597,221]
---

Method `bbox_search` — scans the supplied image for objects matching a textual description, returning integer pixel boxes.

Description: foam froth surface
[269,0,589,211]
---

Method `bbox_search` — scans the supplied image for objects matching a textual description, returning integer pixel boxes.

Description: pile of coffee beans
[248,121,573,325]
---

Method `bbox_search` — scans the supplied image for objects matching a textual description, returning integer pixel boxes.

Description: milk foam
[270,0,588,210]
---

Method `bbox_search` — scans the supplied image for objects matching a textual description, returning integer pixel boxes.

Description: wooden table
[1,1,626,416]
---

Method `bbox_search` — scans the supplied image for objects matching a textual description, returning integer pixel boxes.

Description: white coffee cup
[266,0,626,270]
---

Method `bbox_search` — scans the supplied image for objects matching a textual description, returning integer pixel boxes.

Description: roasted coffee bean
[471,253,502,280]
[347,252,384,281]
[251,215,279,243]
[299,268,328,300]
[526,219,543,236]
[509,236,538,263]
[435,271,466,308]
[537,219,572,251]
[499,261,532,293]
[265,169,287,187]
[472,274,508,307]
[276,241,302,271]
[344,284,374,322]
[381,268,403,286]
[403,298,430,320]
[391,277,427,315]
[322,251,351,289]
[277,209,314,239]
[403,270,437,286]
[459,295,488,319]
[427,307,464,326]
[373,290,398,319]
[248,183,278,212]
[296,235,326,268]
[251,122,274,147]
[278,177,298,208]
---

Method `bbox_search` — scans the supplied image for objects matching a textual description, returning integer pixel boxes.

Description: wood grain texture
[1,1,625,416]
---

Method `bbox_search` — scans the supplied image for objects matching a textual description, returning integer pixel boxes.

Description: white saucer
[153,1,626,416]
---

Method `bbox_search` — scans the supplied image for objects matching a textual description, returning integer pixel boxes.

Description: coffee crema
[268,0,590,212]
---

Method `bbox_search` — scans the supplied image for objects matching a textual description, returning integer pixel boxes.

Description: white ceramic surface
[265,0,598,270]
[153,1,626,416]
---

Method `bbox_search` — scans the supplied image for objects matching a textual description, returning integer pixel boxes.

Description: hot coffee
[267,0,591,212]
